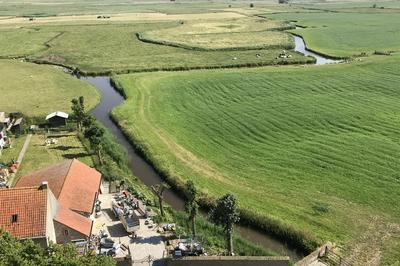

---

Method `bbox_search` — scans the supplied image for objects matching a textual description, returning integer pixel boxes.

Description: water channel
[293,35,341,65]
[78,36,334,262]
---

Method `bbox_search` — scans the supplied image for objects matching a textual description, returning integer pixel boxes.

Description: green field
[112,54,400,264]
[16,22,309,74]
[0,0,300,17]
[139,17,294,50]
[0,27,60,58]
[0,7,313,74]
[0,60,99,117]
[266,12,400,57]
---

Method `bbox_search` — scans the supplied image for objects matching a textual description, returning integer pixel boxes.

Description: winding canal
[293,35,341,65]
[79,36,333,262]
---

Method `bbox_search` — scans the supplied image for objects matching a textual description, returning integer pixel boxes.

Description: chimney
[39,181,48,190]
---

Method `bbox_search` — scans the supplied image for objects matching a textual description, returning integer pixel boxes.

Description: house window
[64,229,69,236]
[11,214,18,223]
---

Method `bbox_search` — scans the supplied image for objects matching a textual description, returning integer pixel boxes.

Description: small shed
[46,111,69,127]
[11,117,23,134]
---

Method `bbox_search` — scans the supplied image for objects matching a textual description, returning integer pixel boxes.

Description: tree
[0,230,115,266]
[185,180,198,237]
[250,3,254,7]
[151,183,169,217]
[209,194,240,255]
[71,96,85,131]
[82,113,95,129]
[84,123,105,164]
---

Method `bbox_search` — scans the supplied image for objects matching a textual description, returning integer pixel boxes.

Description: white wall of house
[46,188,59,244]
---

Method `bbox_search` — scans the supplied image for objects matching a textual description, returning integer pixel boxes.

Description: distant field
[0,27,59,58]
[266,12,400,57]
[0,22,309,74]
[139,17,294,50]
[0,60,99,117]
[113,55,400,264]
[0,12,245,25]
[295,0,400,10]
[0,0,294,17]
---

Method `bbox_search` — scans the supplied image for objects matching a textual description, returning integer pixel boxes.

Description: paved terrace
[93,187,166,266]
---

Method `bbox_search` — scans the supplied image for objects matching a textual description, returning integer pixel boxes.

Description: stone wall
[294,243,332,266]
[166,256,290,266]
[54,221,87,244]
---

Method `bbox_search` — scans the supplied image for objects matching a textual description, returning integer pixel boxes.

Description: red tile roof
[58,160,102,214]
[0,186,47,239]
[54,206,92,237]
[16,159,101,214]
[16,160,71,198]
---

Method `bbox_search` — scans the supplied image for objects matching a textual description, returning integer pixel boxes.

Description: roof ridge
[54,204,92,236]
[0,186,41,191]
[58,159,74,197]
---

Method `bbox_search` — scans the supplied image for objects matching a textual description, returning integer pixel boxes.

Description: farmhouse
[0,159,102,247]
[16,159,102,217]
[0,184,92,248]
[46,111,69,127]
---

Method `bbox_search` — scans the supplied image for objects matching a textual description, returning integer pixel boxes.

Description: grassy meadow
[266,12,400,57]
[0,0,305,17]
[0,5,313,74]
[112,54,400,264]
[13,22,309,73]
[139,17,294,50]
[0,60,99,117]
[0,27,59,58]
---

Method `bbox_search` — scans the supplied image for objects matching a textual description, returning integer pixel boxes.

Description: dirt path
[6,133,32,186]
[17,133,32,164]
